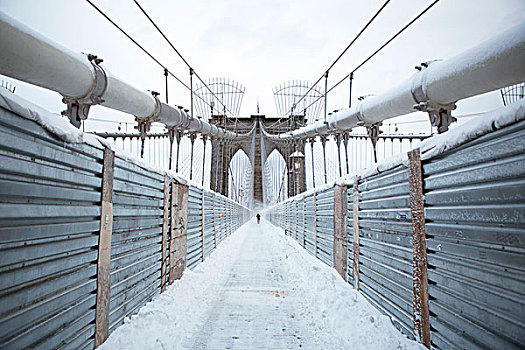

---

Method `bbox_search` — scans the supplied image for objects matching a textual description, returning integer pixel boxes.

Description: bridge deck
[99,219,422,350]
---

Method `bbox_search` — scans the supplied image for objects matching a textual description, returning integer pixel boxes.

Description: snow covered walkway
[100,218,423,350]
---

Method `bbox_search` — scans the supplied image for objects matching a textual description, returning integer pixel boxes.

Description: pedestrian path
[100,218,423,350]
[183,219,318,349]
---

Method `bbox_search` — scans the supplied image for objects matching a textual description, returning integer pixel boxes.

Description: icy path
[100,218,423,350]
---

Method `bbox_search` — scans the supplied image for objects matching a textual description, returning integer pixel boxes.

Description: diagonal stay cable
[132,0,234,116]
[85,0,214,109]
[287,0,391,116]
[302,0,441,113]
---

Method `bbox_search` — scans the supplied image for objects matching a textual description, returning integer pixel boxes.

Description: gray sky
[1,0,524,133]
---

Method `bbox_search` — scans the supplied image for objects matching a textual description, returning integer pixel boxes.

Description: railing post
[161,175,170,293]
[407,148,431,348]
[94,148,115,348]
[333,185,348,280]
[169,180,188,284]
[352,178,360,290]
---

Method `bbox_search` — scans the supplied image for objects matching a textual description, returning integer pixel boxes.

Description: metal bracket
[135,91,163,157]
[366,122,382,163]
[62,53,107,128]
[412,60,457,134]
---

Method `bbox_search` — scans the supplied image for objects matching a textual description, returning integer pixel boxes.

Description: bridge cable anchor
[61,53,108,128]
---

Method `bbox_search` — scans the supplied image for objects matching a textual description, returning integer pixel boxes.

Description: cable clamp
[411,60,456,133]
[62,53,108,128]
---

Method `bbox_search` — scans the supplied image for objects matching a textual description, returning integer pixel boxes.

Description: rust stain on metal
[95,148,114,348]
[407,148,431,349]
[352,178,360,291]
[169,181,188,284]
[333,185,348,280]
[161,176,169,293]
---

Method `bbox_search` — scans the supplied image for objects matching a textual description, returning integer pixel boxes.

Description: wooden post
[201,189,205,261]
[407,148,431,348]
[314,191,318,258]
[169,180,188,284]
[160,176,170,293]
[352,178,360,290]
[333,185,348,280]
[94,148,115,348]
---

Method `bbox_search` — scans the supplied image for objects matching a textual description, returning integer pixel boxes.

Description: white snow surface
[99,218,424,350]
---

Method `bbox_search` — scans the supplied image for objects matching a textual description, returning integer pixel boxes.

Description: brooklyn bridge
[0,1,524,349]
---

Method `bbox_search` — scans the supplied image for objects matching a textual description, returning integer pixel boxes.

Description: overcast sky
[1,0,524,133]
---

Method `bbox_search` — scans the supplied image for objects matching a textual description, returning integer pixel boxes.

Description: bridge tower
[209,114,306,207]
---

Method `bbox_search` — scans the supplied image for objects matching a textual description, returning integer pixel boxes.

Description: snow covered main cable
[274,21,525,140]
[0,12,241,140]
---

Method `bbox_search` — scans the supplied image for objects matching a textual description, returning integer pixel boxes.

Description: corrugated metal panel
[423,120,525,350]
[0,106,252,349]
[266,119,525,349]
[187,186,203,269]
[203,191,215,258]
[316,188,334,266]
[305,196,315,254]
[0,107,102,350]
[356,166,415,339]
[108,158,164,335]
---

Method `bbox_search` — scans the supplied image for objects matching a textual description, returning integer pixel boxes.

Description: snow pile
[100,218,423,350]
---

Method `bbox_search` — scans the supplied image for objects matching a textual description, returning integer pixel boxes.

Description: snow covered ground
[100,218,424,350]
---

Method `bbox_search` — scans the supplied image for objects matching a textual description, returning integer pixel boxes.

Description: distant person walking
[256,213,261,224]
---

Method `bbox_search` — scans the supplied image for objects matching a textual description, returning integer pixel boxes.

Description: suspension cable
[132,0,234,116]
[302,0,441,113]
[287,0,391,116]
[85,0,214,109]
